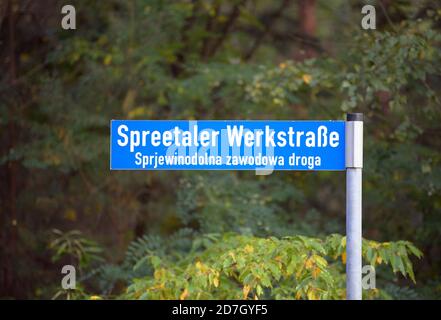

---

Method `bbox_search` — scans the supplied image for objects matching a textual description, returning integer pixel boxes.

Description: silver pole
[345,113,363,300]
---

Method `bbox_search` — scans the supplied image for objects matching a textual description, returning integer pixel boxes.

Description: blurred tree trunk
[299,0,316,36]
[0,0,57,298]
[1,0,18,298]
[296,0,317,60]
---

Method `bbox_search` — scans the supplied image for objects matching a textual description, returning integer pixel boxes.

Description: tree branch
[170,1,201,77]
[243,0,291,61]
[200,2,220,59]
[205,0,246,58]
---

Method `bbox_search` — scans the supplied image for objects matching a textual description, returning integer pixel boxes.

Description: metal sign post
[345,113,364,300]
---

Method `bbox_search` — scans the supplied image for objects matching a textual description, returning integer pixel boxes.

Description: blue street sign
[110,120,345,171]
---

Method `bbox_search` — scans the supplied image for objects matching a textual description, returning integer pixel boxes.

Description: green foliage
[124,233,422,300]
[49,229,104,300]
[49,229,104,270]
[176,173,304,235]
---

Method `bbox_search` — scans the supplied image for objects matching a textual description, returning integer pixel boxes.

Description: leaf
[243,285,251,299]
[154,268,165,280]
[376,255,383,265]
[313,255,328,268]
[244,244,254,254]
[407,244,423,258]
[256,285,263,297]
[213,277,219,288]
[180,288,189,300]
[103,54,112,65]
[128,107,148,119]
[307,288,318,300]
[397,257,406,276]
[133,256,149,271]
[312,266,321,279]
[305,257,314,270]
[302,74,312,84]
[150,256,161,268]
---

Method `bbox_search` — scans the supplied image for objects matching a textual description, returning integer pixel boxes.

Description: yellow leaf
[213,277,219,288]
[312,266,321,279]
[243,285,251,299]
[20,53,30,63]
[341,237,346,247]
[376,256,383,265]
[64,208,77,221]
[128,106,148,119]
[89,295,102,300]
[342,252,347,264]
[154,268,165,280]
[370,241,380,249]
[103,54,112,65]
[195,261,203,270]
[307,288,318,300]
[44,152,61,166]
[244,245,254,254]
[295,291,302,300]
[149,283,165,290]
[305,257,314,270]
[272,98,283,106]
[180,288,189,300]
[218,15,227,23]
[302,74,312,84]
[313,255,328,268]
